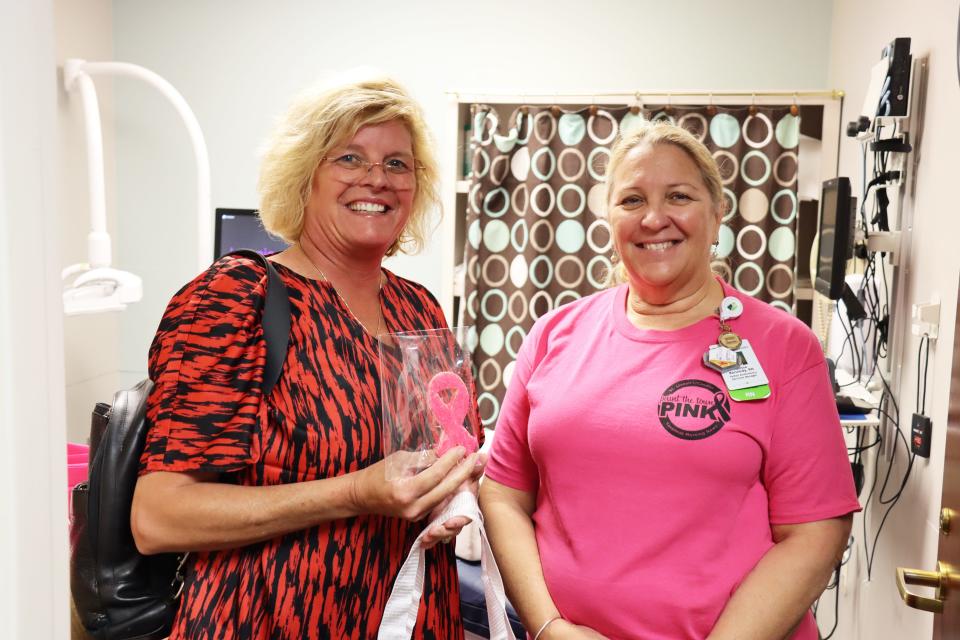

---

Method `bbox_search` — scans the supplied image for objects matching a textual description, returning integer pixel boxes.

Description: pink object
[428,371,477,456]
[67,443,90,514]
[68,462,88,489]
[485,279,861,640]
[67,443,89,488]
[67,442,88,457]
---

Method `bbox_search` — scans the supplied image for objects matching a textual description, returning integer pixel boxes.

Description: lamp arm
[63,62,110,268]
[63,58,212,272]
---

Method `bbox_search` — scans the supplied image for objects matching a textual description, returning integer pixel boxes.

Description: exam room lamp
[61,59,211,315]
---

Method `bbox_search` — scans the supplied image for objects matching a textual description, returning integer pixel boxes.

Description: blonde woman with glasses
[131,73,484,639]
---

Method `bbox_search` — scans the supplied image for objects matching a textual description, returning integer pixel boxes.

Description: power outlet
[911,300,940,339]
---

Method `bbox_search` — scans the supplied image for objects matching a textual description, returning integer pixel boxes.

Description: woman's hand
[420,452,487,549]
[350,446,480,522]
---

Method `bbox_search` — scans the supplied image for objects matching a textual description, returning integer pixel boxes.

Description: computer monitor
[814,178,856,301]
[214,208,289,258]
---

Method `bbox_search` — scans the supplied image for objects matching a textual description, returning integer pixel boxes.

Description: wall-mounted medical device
[846,37,913,138]
[61,59,211,315]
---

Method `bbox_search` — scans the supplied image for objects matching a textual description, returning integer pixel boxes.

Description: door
[897,275,960,637]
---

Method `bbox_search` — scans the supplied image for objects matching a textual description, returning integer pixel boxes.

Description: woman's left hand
[421,453,487,549]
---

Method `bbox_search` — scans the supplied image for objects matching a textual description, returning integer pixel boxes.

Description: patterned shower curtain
[462,103,801,428]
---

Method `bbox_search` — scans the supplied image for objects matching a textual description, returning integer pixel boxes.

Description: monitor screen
[814,178,854,300]
[214,208,289,258]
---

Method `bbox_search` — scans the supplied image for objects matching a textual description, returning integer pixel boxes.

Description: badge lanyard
[702,296,771,402]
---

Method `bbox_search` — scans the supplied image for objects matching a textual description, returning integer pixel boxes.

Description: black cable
[816,538,852,640]
[865,376,913,579]
[844,112,915,583]
[850,433,882,454]
[917,334,930,414]
[837,306,863,380]
[867,452,915,577]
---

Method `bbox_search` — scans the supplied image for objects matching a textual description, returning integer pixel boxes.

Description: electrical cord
[917,333,930,415]
[824,107,916,606]
[863,366,912,580]
[815,537,853,639]
[850,151,912,581]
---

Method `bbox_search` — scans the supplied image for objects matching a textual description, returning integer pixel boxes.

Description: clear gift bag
[378,327,480,481]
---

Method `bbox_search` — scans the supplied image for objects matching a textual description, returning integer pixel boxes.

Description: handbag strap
[166,250,291,600]
[225,249,290,396]
[378,490,516,640]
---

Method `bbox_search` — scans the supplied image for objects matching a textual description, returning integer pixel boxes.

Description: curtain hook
[748,93,758,117]
[589,94,598,117]
[664,93,674,115]
[551,91,561,118]
[630,91,642,115]
[706,92,717,116]
[790,92,800,117]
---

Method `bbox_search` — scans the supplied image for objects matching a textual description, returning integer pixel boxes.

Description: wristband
[534,615,562,640]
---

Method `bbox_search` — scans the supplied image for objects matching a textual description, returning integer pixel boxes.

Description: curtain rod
[446,89,843,101]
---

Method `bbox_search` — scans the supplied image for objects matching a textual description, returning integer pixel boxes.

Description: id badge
[720,339,771,401]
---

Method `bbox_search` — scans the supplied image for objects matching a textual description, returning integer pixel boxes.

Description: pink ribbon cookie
[428,371,478,456]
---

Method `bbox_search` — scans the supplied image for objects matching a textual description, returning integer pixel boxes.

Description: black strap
[225,250,290,396]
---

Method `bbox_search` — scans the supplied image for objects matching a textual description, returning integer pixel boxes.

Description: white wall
[0,0,70,637]
[108,0,835,379]
[827,1,960,638]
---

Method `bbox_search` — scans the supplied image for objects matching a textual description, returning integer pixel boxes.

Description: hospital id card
[720,339,771,402]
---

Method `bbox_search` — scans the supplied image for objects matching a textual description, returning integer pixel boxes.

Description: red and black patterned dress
[140,254,468,639]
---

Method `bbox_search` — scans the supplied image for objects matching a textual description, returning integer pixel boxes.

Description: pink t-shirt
[485,281,861,640]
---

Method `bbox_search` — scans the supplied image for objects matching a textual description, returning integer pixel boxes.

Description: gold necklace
[299,243,383,338]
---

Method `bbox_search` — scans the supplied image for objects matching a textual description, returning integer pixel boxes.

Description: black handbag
[70,250,290,640]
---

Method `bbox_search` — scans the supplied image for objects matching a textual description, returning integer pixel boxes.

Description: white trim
[446,90,841,106]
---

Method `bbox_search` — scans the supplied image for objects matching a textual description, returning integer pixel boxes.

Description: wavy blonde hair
[604,120,725,285]
[257,72,440,255]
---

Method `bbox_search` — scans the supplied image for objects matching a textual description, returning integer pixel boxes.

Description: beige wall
[828,0,960,638]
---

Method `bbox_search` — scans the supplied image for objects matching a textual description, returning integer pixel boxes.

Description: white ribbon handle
[378,490,516,640]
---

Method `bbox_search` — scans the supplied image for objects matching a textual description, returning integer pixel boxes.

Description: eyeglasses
[321,153,423,189]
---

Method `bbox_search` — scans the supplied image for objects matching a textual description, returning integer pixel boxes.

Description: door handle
[942,507,955,535]
[896,562,957,613]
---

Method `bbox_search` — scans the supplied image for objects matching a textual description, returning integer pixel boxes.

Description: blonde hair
[257,72,440,255]
[604,120,725,285]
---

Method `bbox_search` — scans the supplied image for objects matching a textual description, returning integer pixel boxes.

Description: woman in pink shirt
[480,121,860,640]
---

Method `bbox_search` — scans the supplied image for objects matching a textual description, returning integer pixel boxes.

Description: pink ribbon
[428,371,478,456]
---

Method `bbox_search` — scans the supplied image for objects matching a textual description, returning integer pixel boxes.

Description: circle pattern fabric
[463,103,800,426]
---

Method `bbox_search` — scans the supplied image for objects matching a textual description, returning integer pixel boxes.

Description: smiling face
[608,142,721,301]
[303,120,416,258]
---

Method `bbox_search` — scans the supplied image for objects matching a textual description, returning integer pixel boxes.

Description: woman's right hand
[350,446,479,521]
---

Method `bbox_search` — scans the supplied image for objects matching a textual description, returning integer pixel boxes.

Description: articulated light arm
[61,58,212,314]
